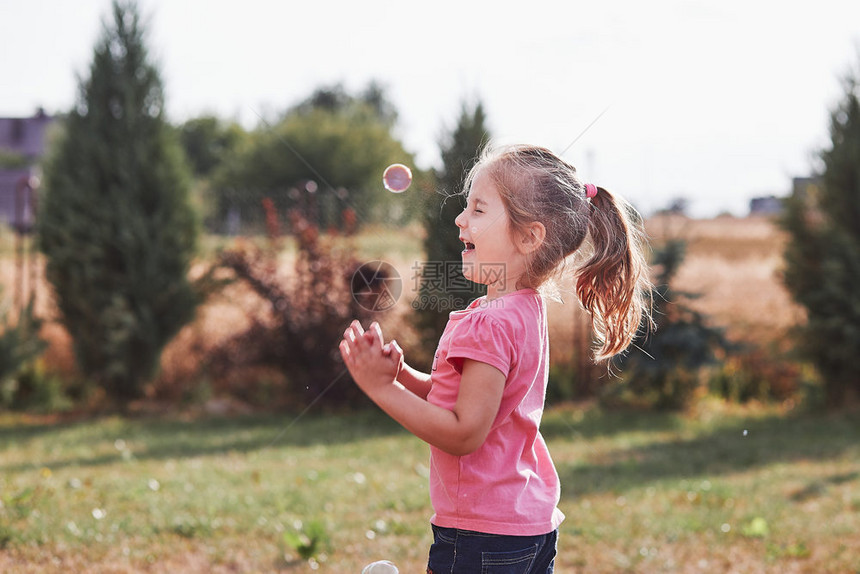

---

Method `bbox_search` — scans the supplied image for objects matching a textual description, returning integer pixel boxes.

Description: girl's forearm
[395,363,432,399]
[368,382,478,456]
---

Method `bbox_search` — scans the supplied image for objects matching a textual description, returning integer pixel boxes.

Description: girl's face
[454,170,531,298]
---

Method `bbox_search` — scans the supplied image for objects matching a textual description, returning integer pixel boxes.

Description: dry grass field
[644,214,804,347]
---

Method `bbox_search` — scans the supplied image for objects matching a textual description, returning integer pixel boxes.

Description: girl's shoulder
[461,289,543,326]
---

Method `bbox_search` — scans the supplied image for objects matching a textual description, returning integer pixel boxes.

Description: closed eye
[465,195,487,214]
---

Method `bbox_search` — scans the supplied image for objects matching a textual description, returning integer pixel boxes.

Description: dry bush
[199,211,385,409]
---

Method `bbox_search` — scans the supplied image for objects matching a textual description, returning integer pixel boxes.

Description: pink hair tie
[585,183,598,199]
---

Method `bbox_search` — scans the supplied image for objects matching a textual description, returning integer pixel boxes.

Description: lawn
[0,402,858,573]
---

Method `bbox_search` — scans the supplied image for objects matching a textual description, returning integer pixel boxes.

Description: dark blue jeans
[427,525,557,573]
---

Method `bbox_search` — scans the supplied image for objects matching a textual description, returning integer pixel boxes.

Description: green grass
[0,403,858,573]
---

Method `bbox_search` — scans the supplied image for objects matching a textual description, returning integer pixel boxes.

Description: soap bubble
[383,164,412,193]
[362,560,399,574]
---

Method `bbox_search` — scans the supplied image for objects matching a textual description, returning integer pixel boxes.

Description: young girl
[340,144,651,573]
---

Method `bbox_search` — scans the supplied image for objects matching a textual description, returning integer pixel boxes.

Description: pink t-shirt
[427,288,565,536]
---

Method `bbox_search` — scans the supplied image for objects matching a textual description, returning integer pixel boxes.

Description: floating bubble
[383,163,412,193]
[743,429,748,437]
[362,560,399,574]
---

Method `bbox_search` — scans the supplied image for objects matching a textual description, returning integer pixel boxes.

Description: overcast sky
[3,0,859,216]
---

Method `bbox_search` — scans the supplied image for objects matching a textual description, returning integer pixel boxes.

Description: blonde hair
[464,144,653,362]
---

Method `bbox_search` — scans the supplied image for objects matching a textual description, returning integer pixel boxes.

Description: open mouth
[462,241,476,254]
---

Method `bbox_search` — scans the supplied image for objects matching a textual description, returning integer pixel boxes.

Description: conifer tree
[614,240,729,410]
[413,102,489,365]
[781,56,860,406]
[39,1,198,402]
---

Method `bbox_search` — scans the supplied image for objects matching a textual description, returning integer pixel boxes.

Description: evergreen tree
[781,56,860,406]
[413,102,489,366]
[614,240,729,410]
[39,1,199,402]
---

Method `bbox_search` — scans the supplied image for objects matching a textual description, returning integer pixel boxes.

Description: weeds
[282,519,330,561]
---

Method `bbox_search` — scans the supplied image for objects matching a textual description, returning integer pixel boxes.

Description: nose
[454,208,466,229]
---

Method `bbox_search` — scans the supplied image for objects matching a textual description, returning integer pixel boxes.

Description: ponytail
[575,186,653,362]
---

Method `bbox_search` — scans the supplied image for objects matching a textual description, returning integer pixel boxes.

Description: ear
[519,221,546,254]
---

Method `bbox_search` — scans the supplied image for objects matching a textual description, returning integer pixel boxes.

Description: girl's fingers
[391,339,403,357]
[339,340,351,363]
[360,322,380,349]
[343,327,356,345]
[345,320,389,357]
[343,331,363,360]
[387,339,404,363]
[368,322,384,350]
[381,339,401,357]
[342,337,366,366]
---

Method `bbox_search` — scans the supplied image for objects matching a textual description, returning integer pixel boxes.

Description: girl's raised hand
[340,321,403,397]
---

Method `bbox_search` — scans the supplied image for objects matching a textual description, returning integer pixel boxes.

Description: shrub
[0,295,47,409]
[210,209,379,408]
[3,362,71,413]
[709,349,801,404]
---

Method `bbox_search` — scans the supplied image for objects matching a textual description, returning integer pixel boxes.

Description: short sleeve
[445,312,516,378]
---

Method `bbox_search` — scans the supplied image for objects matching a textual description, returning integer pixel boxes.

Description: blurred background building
[0,108,53,231]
